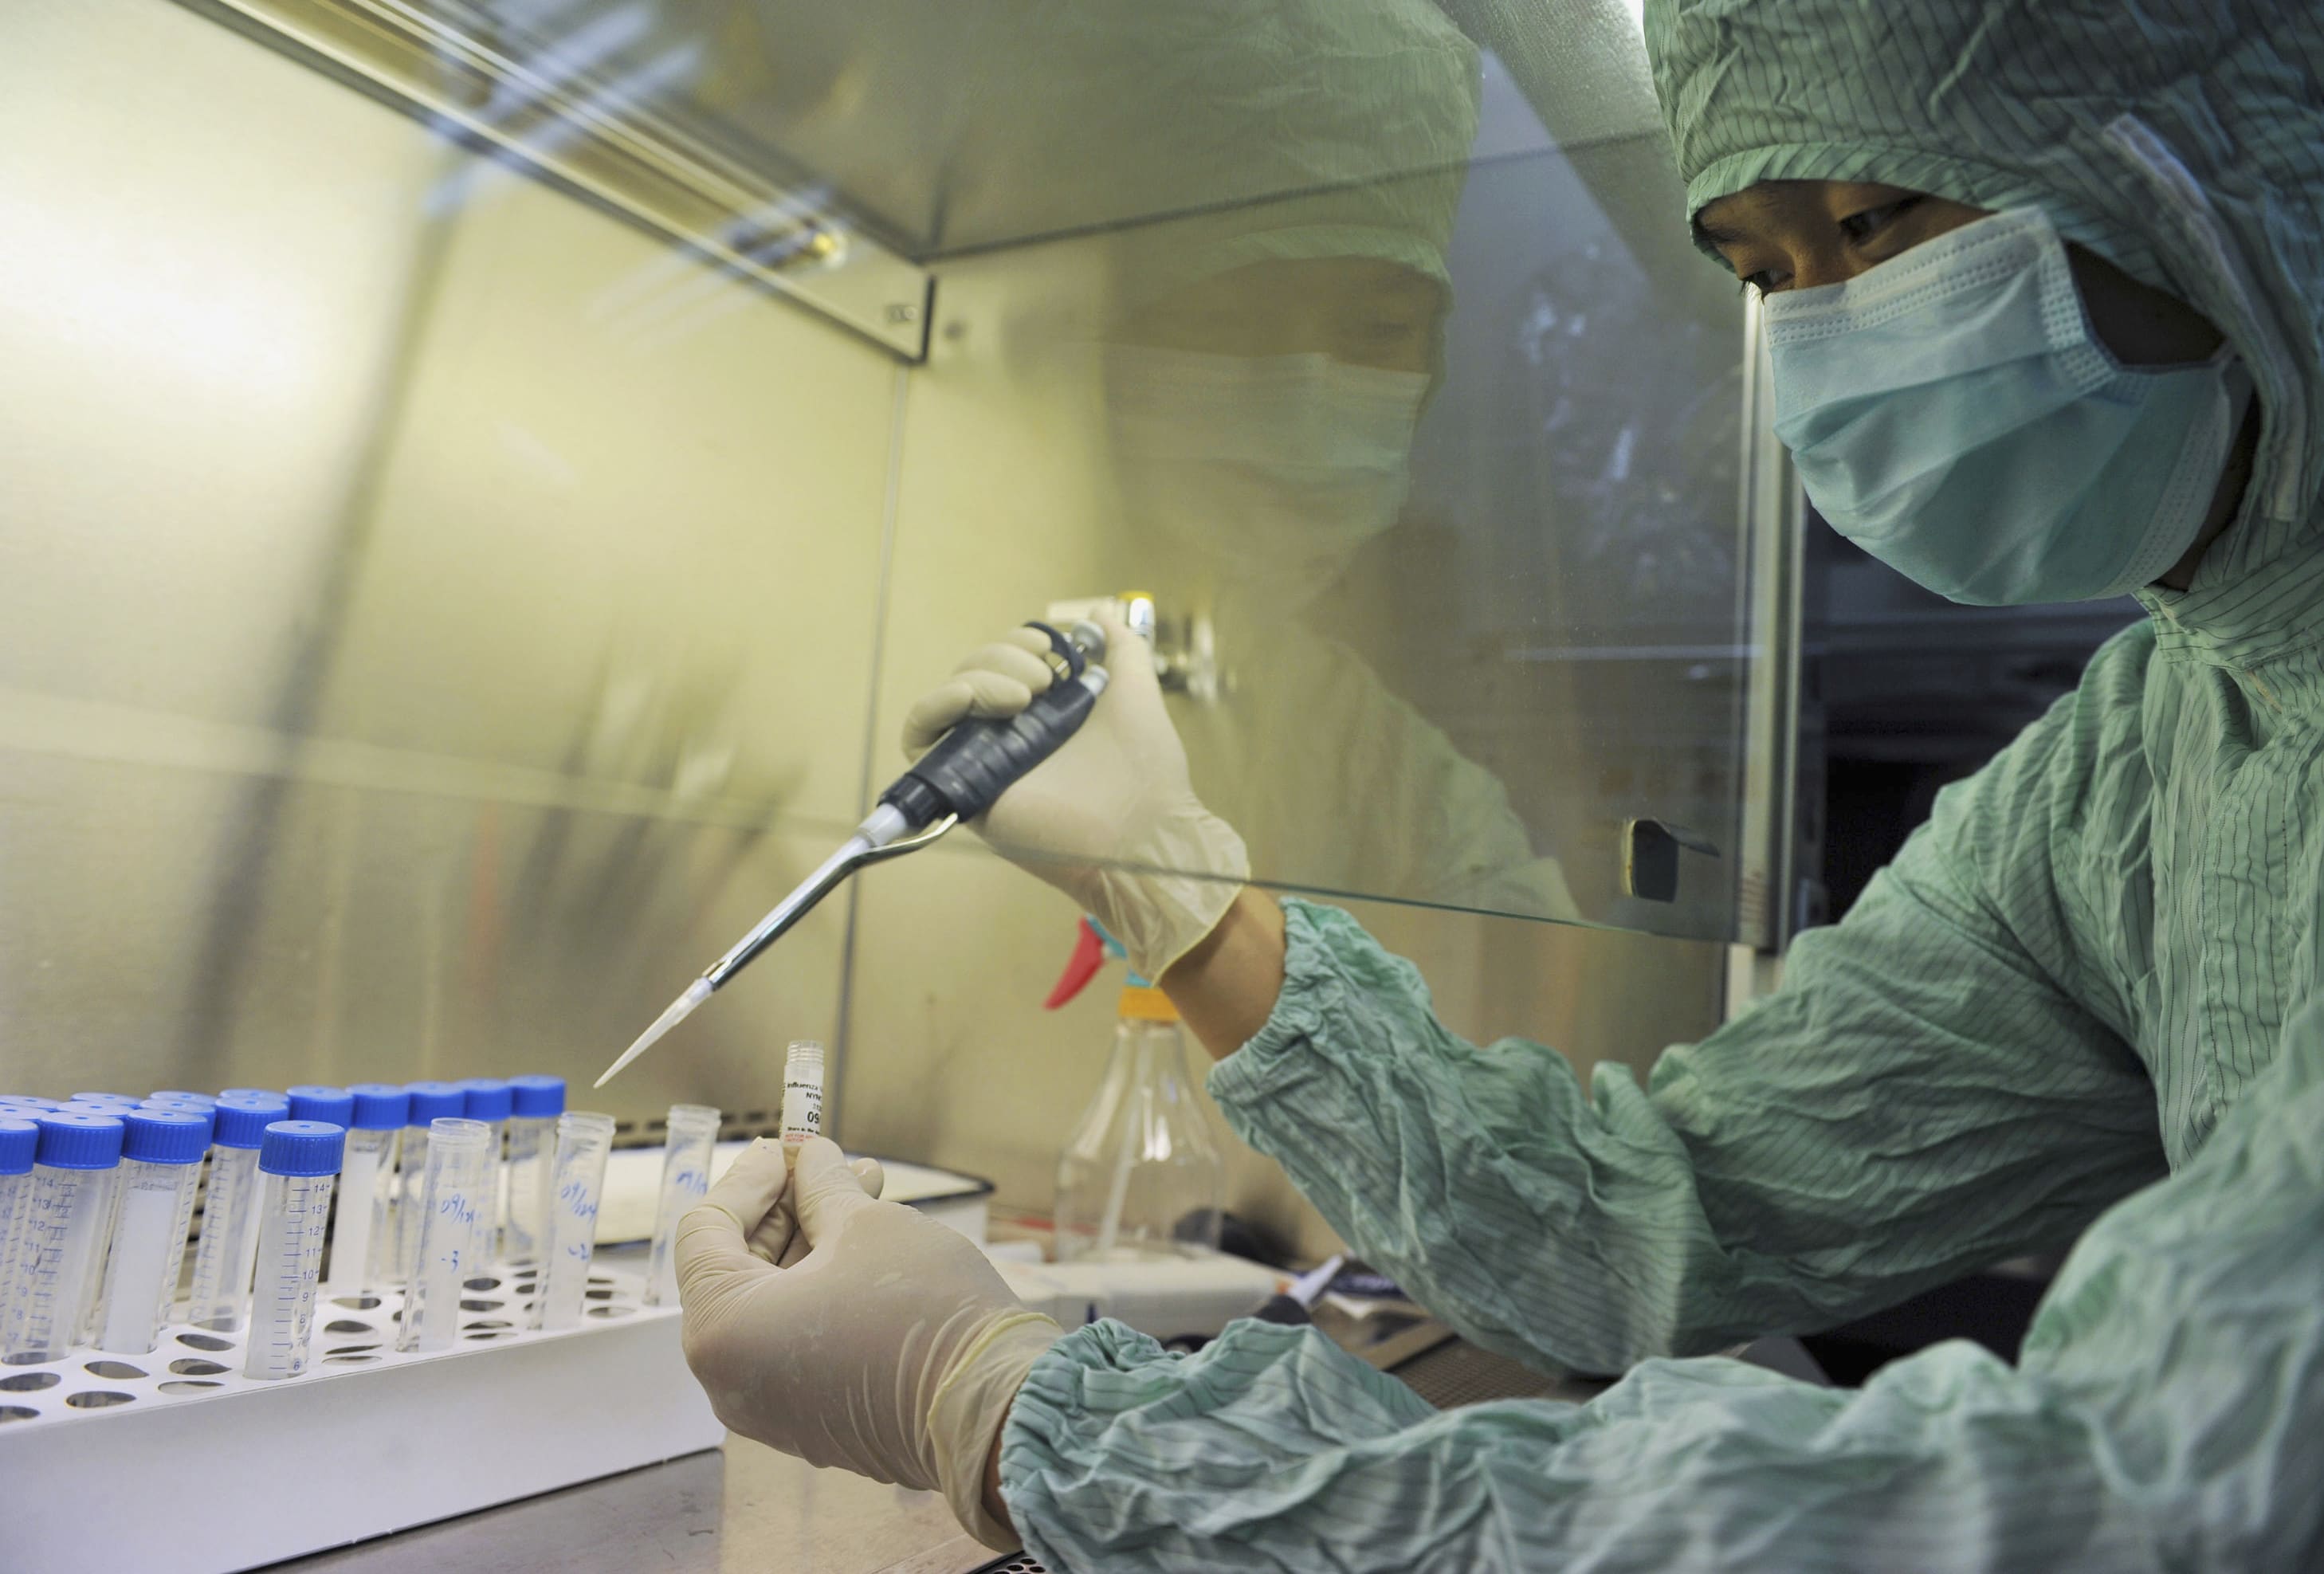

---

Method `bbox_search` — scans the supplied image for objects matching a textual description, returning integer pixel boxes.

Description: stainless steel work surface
[277,1435,990,1574]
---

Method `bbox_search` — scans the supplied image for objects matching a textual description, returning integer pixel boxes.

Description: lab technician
[675,0,2324,1566]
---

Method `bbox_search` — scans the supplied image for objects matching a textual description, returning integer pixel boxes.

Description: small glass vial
[781,1042,826,1150]
[535,1111,618,1332]
[393,1083,467,1288]
[4,1112,125,1364]
[243,1121,345,1380]
[646,1104,720,1306]
[502,1075,567,1266]
[398,1117,494,1353]
[325,1085,407,1296]
[93,1109,213,1354]
[183,1093,289,1330]
[460,1080,515,1262]
[0,1119,39,1351]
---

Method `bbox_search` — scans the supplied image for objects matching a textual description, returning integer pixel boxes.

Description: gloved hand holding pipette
[676,1137,1058,1550]
[903,611,1250,983]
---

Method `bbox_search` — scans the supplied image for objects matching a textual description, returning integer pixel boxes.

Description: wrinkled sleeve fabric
[1001,997,2324,1571]
[1203,681,2169,1373]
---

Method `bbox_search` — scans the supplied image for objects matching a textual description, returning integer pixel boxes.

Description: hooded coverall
[998,0,2324,1566]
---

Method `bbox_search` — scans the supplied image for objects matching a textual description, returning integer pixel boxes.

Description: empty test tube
[646,1104,720,1306]
[324,1085,406,1296]
[781,1041,826,1149]
[535,1112,617,1331]
[398,1117,494,1352]
[244,1121,344,1380]
[461,1080,513,1256]
[395,1082,466,1286]
[502,1075,565,1266]
[183,1093,289,1330]
[0,1120,37,1348]
[4,1113,124,1364]
[94,1109,212,1354]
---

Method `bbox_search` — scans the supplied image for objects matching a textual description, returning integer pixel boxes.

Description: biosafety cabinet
[1,0,1801,1244]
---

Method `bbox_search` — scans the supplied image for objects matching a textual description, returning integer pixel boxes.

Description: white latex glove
[676,1136,1061,1549]
[901,611,1249,980]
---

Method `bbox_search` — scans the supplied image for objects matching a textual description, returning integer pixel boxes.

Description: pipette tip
[595,977,714,1088]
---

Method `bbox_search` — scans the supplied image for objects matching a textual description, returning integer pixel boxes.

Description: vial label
[781,1078,822,1144]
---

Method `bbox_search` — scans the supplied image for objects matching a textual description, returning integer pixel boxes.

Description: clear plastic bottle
[535,1111,617,1332]
[243,1121,344,1380]
[502,1075,567,1266]
[646,1104,720,1306]
[183,1093,289,1330]
[92,1109,212,1354]
[394,1082,467,1287]
[1054,984,1225,1262]
[4,1112,125,1364]
[326,1085,407,1296]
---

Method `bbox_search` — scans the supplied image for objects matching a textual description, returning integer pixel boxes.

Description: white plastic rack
[0,1252,720,1572]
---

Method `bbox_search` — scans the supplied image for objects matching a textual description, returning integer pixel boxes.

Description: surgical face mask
[1765,206,2251,606]
[1103,346,1429,607]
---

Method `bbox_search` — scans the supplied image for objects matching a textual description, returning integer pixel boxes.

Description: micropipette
[595,618,1112,1088]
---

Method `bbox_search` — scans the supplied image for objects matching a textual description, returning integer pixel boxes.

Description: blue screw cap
[507,1075,566,1119]
[404,1081,467,1125]
[0,1095,60,1110]
[285,1085,355,1127]
[258,1121,346,1177]
[146,1090,219,1109]
[460,1079,512,1123]
[346,1083,410,1130]
[218,1088,279,1101]
[69,1093,139,1106]
[35,1111,125,1170]
[121,1109,213,1165]
[0,1118,37,1176]
[211,1094,291,1149]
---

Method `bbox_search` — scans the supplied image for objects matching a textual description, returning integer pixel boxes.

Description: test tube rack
[0,1251,721,1573]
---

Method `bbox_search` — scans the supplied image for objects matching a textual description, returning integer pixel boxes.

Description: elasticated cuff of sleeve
[928,1312,1063,1551]
[995,1320,1180,1562]
[1206,897,1364,1108]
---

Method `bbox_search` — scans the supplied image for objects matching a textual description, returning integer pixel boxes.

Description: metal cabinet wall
[3,0,1783,1240]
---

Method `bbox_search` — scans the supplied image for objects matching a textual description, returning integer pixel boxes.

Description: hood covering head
[1089,0,1480,318]
[1645,0,2324,641]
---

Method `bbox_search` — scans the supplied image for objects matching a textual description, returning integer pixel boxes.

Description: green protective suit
[999,0,2324,1568]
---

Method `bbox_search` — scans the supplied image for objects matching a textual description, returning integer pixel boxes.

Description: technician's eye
[1839,194,1924,244]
